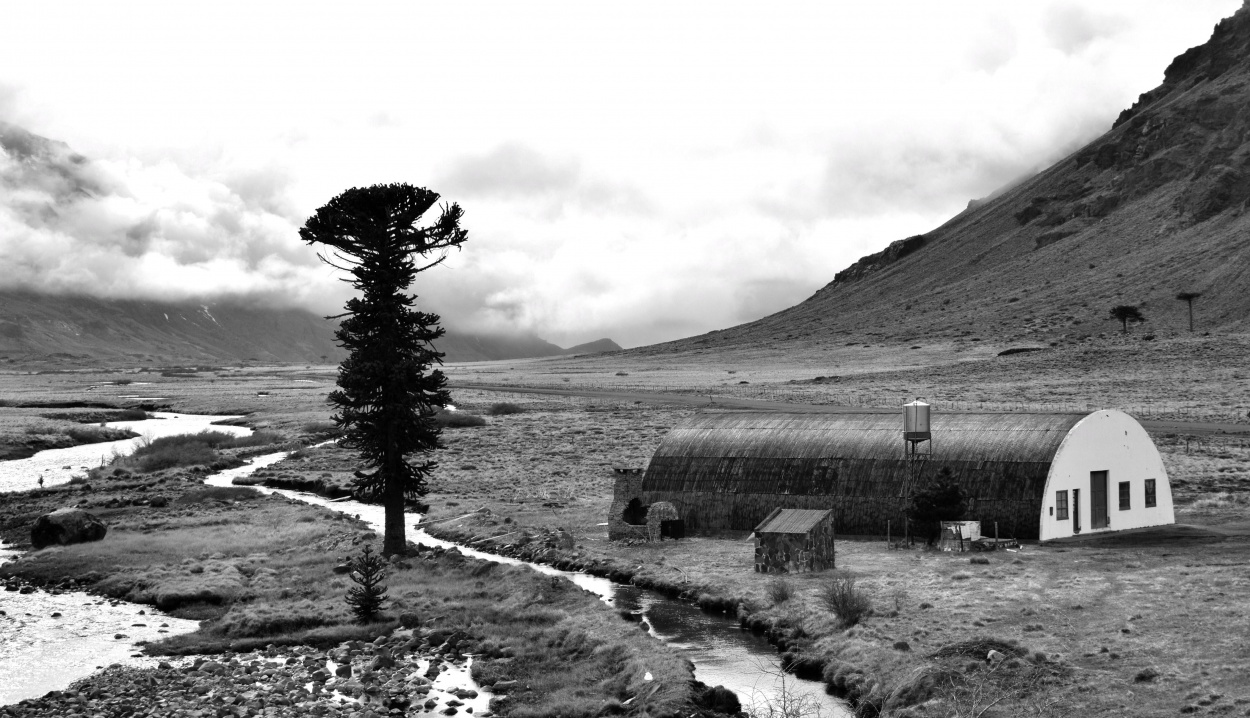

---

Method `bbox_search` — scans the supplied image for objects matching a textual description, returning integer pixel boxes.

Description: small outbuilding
[614,409,1174,542]
[753,508,835,573]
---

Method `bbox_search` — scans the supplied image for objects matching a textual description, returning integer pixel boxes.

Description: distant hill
[560,338,622,356]
[0,291,618,365]
[633,4,1250,357]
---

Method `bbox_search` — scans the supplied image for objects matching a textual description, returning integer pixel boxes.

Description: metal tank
[903,399,931,442]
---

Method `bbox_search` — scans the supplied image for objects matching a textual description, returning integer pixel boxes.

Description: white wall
[1039,410,1174,541]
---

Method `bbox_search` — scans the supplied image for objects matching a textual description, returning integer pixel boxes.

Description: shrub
[300,421,342,438]
[486,402,526,416]
[819,570,872,628]
[139,430,281,467]
[345,545,389,623]
[65,425,139,444]
[433,410,487,428]
[767,577,795,604]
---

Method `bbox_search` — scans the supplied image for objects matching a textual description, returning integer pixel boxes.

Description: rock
[335,664,353,678]
[332,564,352,574]
[149,496,169,508]
[30,508,108,549]
[697,685,741,715]
[490,680,517,693]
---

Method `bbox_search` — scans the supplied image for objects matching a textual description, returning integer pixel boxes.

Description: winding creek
[2,424,851,716]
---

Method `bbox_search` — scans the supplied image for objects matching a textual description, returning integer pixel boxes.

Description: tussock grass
[106,430,283,473]
[820,570,873,628]
[486,401,526,415]
[434,410,487,428]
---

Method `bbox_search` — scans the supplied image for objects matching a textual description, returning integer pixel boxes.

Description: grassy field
[2,338,1249,716]
[0,469,697,717]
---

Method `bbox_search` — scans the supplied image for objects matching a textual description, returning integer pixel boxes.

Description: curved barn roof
[650,411,1086,464]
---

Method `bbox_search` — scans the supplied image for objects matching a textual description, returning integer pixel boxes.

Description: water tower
[901,399,932,520]
[903,399,932,459]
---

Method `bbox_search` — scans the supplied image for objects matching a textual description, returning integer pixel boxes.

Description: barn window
[1145,479,1157,508]
[1118,481,1131,510]
[1055,490,1069,520]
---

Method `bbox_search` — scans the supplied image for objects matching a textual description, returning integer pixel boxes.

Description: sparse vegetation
[98,430,283,474]
[486,401,526,415]
[819,570,873,628]
[433,409,488,428]
[768,577,796,604]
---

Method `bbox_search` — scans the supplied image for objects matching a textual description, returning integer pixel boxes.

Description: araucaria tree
[300,184,467,556]
[1176,292,1202,332]
[345,544,389,622]
[1109,304,1145,334]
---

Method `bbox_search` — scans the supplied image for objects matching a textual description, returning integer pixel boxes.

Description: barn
[610,409,1174,542]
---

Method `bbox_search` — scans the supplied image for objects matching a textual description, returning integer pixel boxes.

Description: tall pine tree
[300,183,467,556]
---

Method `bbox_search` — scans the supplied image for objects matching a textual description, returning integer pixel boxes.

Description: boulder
[30,508,107,549]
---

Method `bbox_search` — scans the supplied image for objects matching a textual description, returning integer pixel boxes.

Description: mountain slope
[636,4,1250,356]
[0,291,618,365]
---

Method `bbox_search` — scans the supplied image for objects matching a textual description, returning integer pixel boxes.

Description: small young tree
[907,468,966,545]
[1175,292,1202,332]
[300,183,467,556]
[1108,305,1145,334]
[345,544,389,623]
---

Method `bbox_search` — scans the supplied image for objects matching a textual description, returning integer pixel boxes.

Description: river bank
[0,459,707,717]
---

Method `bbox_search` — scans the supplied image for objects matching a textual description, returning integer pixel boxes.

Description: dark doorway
[1073,488,1082,533]
[1090,471,1109,529]
[622,498,649,525]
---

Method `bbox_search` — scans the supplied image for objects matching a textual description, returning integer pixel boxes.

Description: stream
[0,412,252,493]
[207,456,853,717]
[2,429,850,716]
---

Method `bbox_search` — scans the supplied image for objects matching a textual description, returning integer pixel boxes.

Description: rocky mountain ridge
[632,3,1250,357]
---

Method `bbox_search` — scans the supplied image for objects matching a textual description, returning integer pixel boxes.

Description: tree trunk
[383,426,406,557]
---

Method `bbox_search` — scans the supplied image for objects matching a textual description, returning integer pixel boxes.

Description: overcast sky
[0,1,1241,347]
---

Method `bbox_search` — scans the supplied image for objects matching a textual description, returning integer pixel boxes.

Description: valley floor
[1,333,1248,716]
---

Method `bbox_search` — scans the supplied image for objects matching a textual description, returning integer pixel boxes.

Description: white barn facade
[1039,409,1174,541]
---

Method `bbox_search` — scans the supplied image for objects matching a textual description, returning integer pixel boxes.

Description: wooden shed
[617,409,1174,541]
[753,508,835,573]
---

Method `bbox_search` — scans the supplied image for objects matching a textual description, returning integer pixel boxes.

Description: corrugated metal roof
[650,412,1084,464]
[755,508,832,534]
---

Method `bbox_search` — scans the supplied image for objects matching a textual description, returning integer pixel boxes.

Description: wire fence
[454,381,1250,425]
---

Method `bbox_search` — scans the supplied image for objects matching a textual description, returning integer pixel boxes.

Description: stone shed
[753,508,835,573]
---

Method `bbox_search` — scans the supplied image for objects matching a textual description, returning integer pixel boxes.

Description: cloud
[1044,5,1127,55]
[0,119,339,312]
[437,143,580,199]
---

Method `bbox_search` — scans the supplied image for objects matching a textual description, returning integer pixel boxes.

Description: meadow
[1,339,1248,716]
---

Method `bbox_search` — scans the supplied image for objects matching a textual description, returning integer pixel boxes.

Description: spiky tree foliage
[300,183,468,556]
[1109,304,1146,334]
[1176,292,1202,332]
[345,544,389,622]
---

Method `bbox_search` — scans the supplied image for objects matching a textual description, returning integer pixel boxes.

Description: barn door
[1090,471,1109,529]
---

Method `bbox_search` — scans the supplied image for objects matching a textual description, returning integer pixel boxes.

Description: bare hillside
[635,3,1250,358]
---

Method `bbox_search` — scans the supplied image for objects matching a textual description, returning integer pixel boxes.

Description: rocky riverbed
[0,628,494,718]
